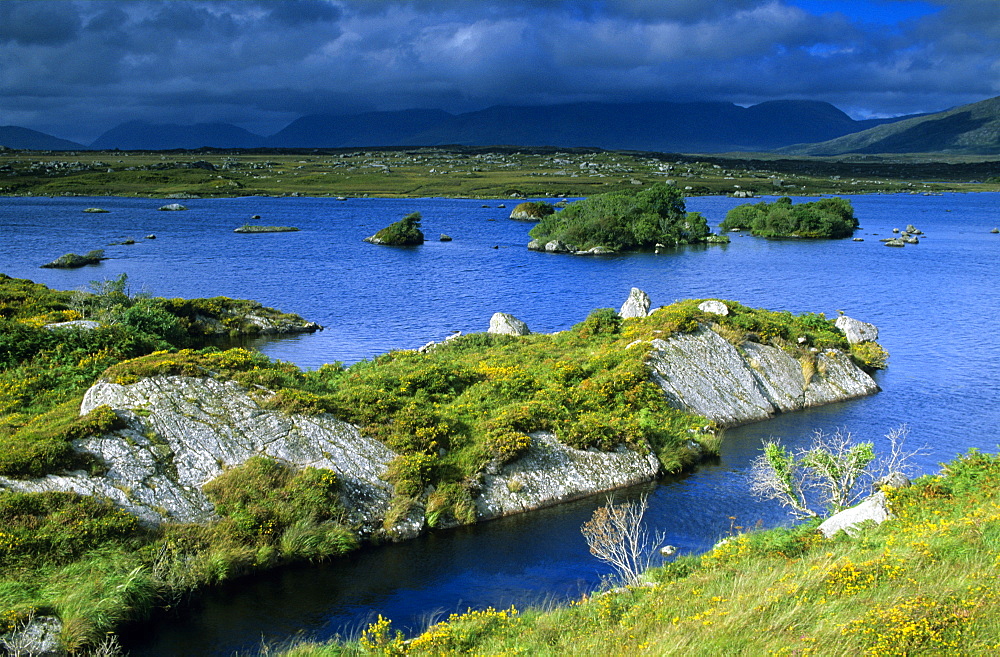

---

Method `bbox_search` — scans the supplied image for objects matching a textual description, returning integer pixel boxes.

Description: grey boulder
[619,288,651,319]
[488,312,530,336]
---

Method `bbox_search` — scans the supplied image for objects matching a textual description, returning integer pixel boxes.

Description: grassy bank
[2,147,997,199]
[277,449,1000,656]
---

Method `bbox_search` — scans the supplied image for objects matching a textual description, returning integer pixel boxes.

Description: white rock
[698,300,729,316]
[488,312,530,336]
[835,315,879,344]
[619,288,651,318]
[818,491,891,538]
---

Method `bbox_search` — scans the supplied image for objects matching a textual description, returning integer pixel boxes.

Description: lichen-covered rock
[646,326,879,426]
[158,203,187,211]
[0,615,64,657]
[619,288,651,319]
[544,240,571,253]
[44,320,101,331]
[488,312,530,336]
[835,315,879,344]
[475,432,660,520]
[698,300,729,316]
[0,376,396,534]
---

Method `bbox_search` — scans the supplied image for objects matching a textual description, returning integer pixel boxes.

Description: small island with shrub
[509,201,555,221]
[527,183,721,253]
[40,249,107,269]
[720,196,858,238]
[364,211,425,246]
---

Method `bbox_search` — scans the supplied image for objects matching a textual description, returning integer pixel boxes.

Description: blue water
[2,192,999,654]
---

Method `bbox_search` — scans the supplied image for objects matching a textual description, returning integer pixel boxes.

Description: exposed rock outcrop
[158,203,187,211]
[0,376,396,534]
[0,615,63,657]
[475,432,660,519]
[619,288,651,318]
[184,306,322,336]
[488,312,530,336]
[835,315,878,344]
[646,326,879,426]
[2,307,883,546]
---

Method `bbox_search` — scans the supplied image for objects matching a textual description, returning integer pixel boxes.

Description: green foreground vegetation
[0,273,883,652]
[2,147,997,199]
[279,450,1000,656]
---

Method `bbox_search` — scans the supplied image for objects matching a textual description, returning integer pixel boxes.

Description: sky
[1,0,998,144]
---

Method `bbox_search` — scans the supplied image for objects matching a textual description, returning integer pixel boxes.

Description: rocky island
[509,201,555,221]
[0,277,884,653]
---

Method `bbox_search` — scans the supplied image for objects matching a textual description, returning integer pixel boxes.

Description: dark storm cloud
[0,0,996,143]
[0,1,81,45]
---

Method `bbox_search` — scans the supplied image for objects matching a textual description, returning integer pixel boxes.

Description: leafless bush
[580,494,664,586]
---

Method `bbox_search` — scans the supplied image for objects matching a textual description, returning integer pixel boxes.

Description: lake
[2,192,999,654]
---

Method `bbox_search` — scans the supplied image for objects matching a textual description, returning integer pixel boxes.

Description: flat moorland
[1,147,997,198]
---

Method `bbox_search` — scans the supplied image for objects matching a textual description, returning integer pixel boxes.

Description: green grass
[3,149,995,198]
[276,449,1000,656]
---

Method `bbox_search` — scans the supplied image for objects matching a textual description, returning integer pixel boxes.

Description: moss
[0,399,125,477]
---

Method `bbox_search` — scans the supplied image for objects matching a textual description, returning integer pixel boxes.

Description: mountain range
[2,96,998,155]
[779,95,1000,156]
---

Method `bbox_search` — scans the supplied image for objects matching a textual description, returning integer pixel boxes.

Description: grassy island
[39,249,107,269]
[233,224,300,233]
[528,183,717,251]
[364,211,425,245]
[720,196,859,238]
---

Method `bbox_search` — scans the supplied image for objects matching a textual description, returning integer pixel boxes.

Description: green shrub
[851,341,890,370]
[383,453,438,498]
[369,211,425,245]
[576,308,623,338]
[0,491,145,567]
[0,400,125,477]
[202,457,350,557]
[720,196,858,238]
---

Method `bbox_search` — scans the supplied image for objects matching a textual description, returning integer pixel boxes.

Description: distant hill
[0,126,86,150]
[781,95,1000,155]
[89,121,266,150]
[267,100,910,153]
[268,109,453,148]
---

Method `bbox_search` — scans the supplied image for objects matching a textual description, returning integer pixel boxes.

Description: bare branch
[581,494,664,586]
